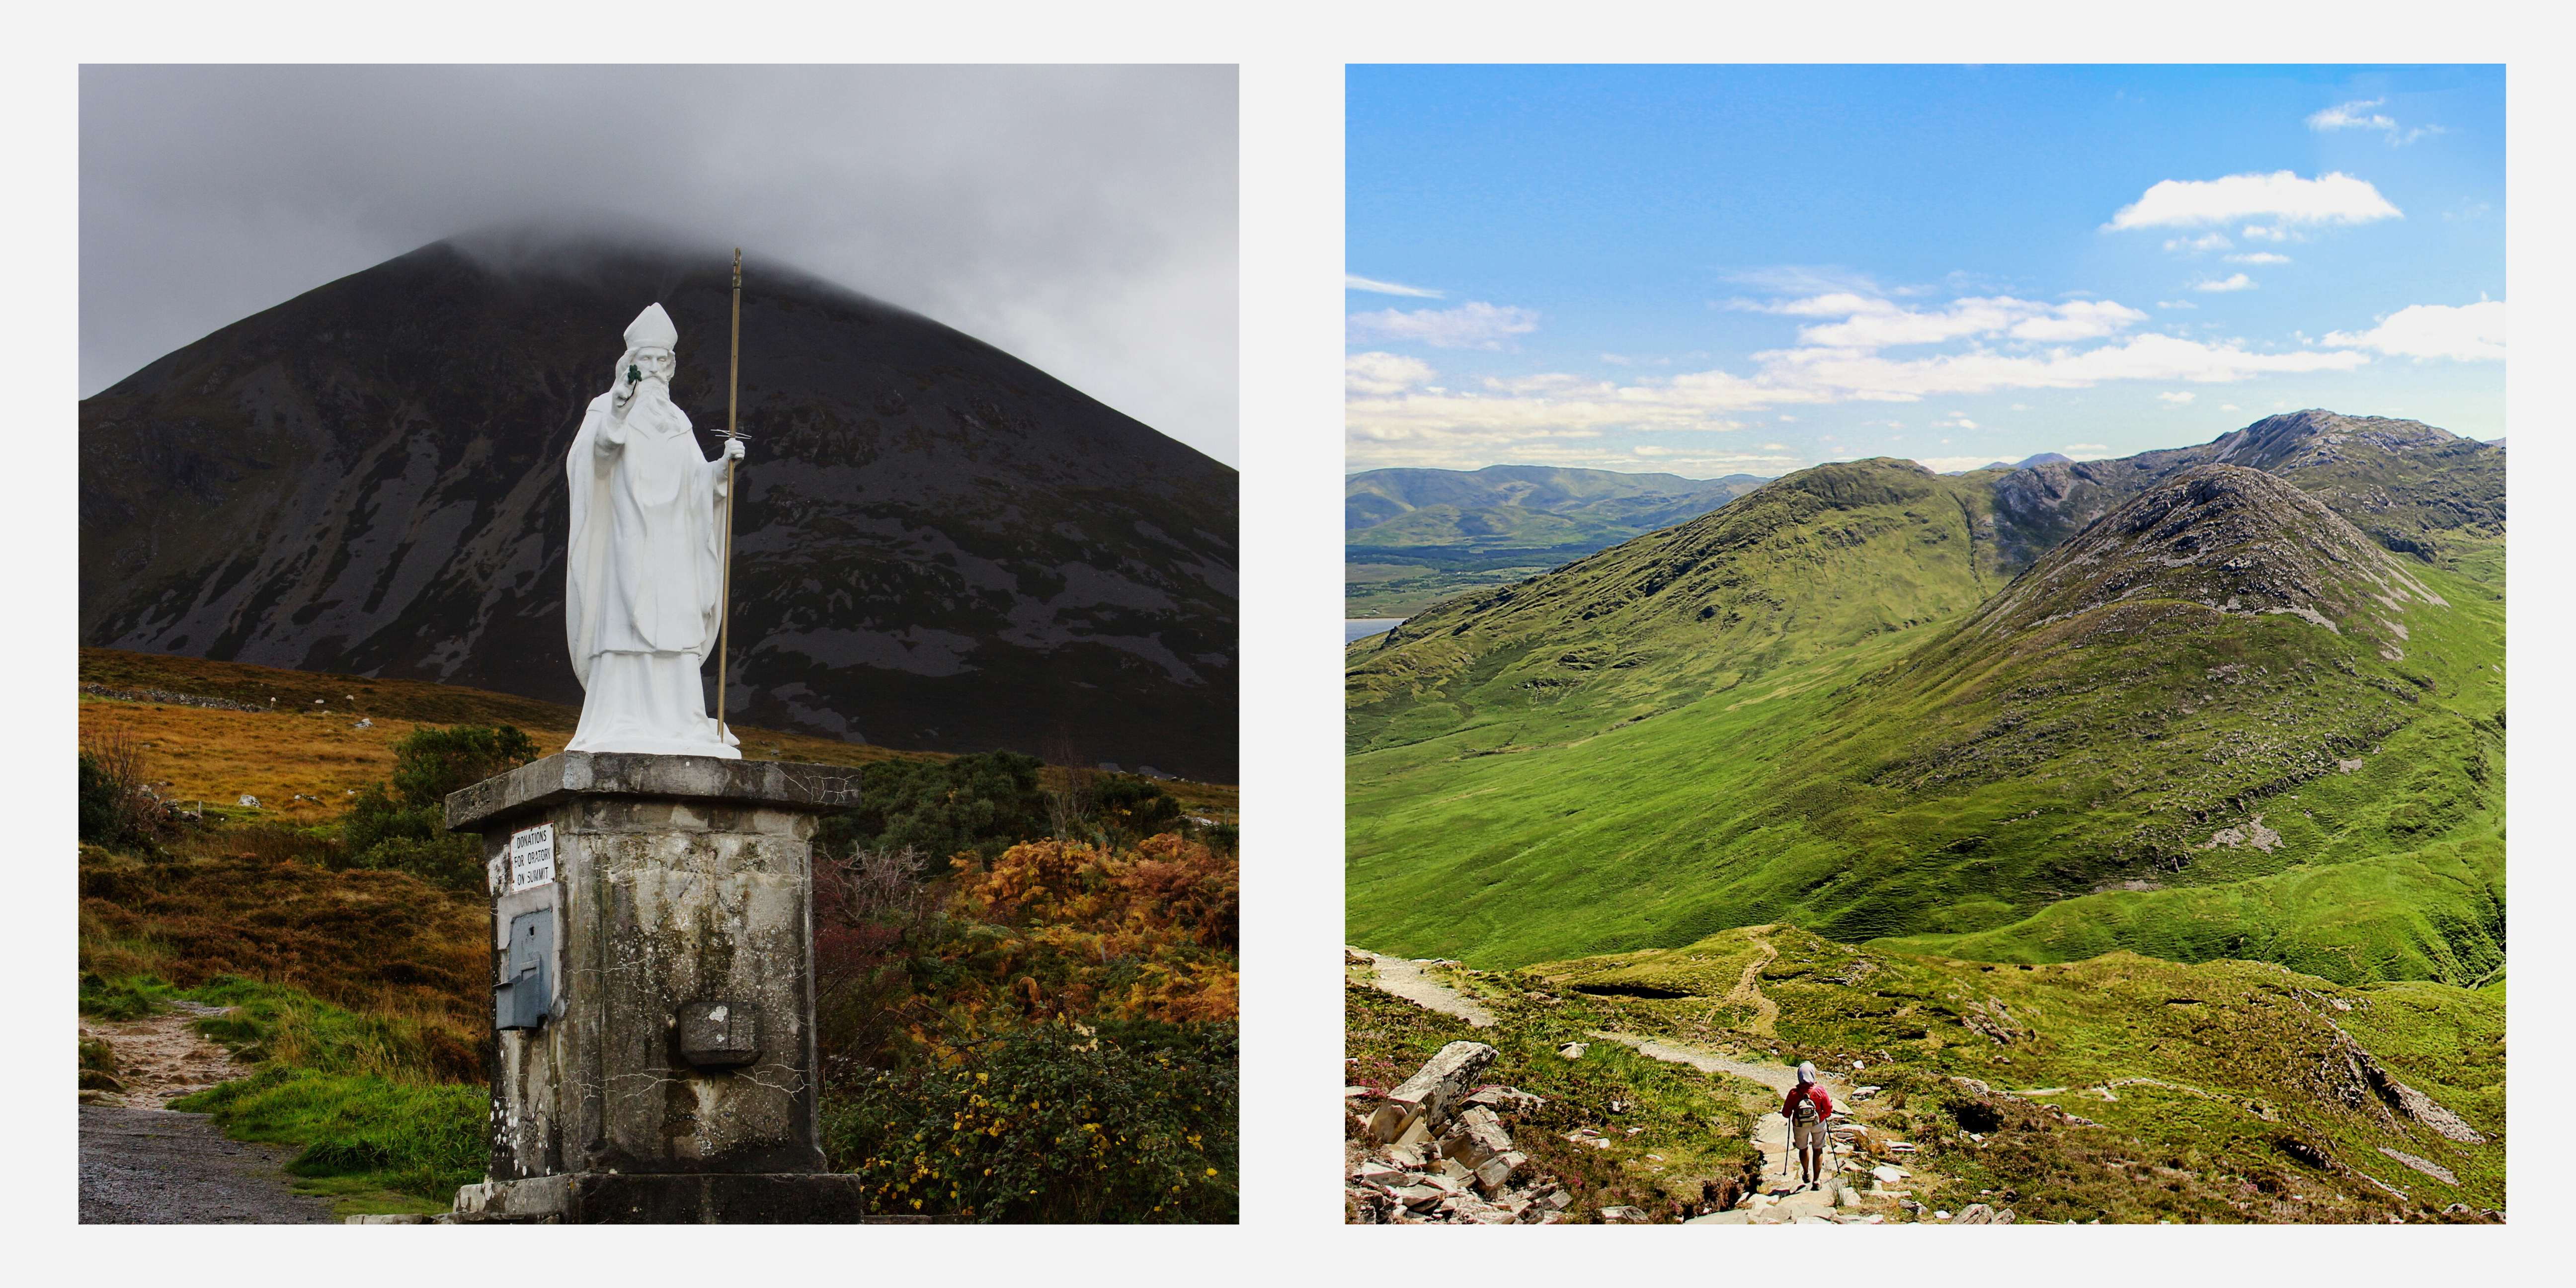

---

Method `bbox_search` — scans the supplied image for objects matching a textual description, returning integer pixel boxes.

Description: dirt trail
[1716,934,1780,1037]
[1349,948,1496,1028]
[81,1000,248,1108]
[79,1000,335,1223]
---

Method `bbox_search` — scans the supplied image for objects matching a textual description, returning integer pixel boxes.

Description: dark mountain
[80,232,1237,780]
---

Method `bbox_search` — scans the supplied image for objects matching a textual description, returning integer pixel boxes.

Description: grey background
[80,64,1239,465]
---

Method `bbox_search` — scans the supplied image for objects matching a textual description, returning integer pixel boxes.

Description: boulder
[1949,1203,1995,1224]
[1367,1041,1499,1142]
[1473,1150,1528,1195]
[1440,1105,1517,1170]
[1464,1085,1545,1111]
[1601,1205,1651,1223]
[1559,1042,1589,1060]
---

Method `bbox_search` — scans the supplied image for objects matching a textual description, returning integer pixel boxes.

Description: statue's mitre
[624,303,679,351]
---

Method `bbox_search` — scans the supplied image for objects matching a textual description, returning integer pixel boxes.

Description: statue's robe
[563,380,740,757]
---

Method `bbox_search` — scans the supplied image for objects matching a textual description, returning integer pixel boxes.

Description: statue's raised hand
[724,438,746,462]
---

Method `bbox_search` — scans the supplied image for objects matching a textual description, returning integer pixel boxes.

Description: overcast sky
[81,64,1238,465]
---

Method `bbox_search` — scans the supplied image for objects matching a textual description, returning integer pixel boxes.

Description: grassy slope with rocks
[1349,414,2503,989]
[1347,923,2501,1222]
[1515,923,2502,1221]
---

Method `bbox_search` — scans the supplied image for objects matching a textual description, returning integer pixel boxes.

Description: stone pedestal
[441,751,866,1224]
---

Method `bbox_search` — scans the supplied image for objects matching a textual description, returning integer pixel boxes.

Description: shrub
[1091,774,1183,845]
[342,724,539,890]
[822,1020,1238,1223]
[78,729,175,854]
[814,845,953,1077]
[822,751,1053,862]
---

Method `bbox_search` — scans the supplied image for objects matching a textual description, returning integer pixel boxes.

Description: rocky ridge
[1960,464,2448,658]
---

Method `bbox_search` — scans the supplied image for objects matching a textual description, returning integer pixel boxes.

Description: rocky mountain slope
[1347,415,2502,984]
[80,233,1237,780]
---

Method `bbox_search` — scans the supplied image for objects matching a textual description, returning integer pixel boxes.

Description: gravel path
[1348,948,1496,1028]
[80,1106,335,1224]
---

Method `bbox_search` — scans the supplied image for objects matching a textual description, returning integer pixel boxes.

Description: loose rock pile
[1345,1041,1575,1224]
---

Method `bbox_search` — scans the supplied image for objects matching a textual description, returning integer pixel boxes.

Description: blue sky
[1345,65,2504,477]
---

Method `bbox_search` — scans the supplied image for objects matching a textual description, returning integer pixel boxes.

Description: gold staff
[716,247,742,745]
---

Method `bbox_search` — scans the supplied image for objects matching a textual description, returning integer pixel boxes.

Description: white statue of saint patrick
[564,302,746,757]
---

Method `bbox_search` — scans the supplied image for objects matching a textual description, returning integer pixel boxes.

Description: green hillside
[1348,459,2008,752]
[1348,413,2505,989]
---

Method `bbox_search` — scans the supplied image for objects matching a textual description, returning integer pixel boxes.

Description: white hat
[624,303,678,351]
[1796,1061,1817,1082]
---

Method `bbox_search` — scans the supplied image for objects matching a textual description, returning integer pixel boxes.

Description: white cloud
[1345,273,1444,298]
[2105,171,2402,231]
[2307,98,2397,132]
[2219,404,2240,411]
[2322,300,2506,361]
[2193,274,2256,293]
[1347,300,1538,349]
[2157,300,2198,310]
[1345,351,1435,396]
[1738,292,2148,347]
[2163,233,2233,253]
[2306,98,2444,146]
[2241,225,2291,242]
[2158,391,2197,404]
[1917,455,2004,473]
[2009,403,2030,411]
[2226,252,2292,264]
[2065,444,2111,454]
[1346,330,2370,466]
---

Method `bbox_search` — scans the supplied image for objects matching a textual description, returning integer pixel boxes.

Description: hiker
[1784,1061,1835,1191]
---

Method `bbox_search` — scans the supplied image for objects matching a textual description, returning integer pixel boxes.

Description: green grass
[1349,524,2505,985]
[171,1066,485,1208]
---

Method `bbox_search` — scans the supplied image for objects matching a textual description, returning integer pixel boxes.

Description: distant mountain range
[1346,465,1770,562]
[1346,410,2502,986]
[80,232,1238,781]
[1343,465,1772,618]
